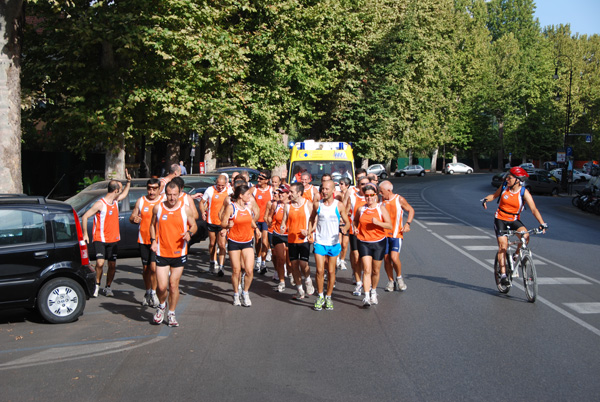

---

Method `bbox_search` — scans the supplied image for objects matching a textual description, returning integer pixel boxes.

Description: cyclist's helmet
[509,166,529,181]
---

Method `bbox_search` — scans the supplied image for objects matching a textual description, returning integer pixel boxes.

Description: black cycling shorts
[272,233,288,247]
[94,241,118,262]
[139,243,156,266]
[288,242,310,262]
[357,238,386,261]
[349,234,359,252]
[156,254,187,268]
[208,223,223,233]
[494,218,526,237]
[228,239,254,251]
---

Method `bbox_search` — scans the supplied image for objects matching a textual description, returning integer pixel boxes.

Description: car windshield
[290,161,354,185]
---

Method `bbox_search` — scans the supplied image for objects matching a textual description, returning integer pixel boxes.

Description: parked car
[0,195,96,323]
[519,163,535,172]
[574,169,591,181]
[367,164,388,179]
[395,165,426,177]
[543,161,558,171]
[550,168,588,183]
[491,172,559,195]
[212,167,261,185]
[81,178,153,192]
[445,162,473,175]
[65,187,208,258]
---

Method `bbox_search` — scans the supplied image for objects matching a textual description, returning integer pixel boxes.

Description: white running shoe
[153,306,165,324]
[265,249,272,262]
[93,284,99,298]
[339,259,348,270]
[242,293,252,307]
[396,277,407,291]
[167,313,179,327]
[362,296,371,307]
[385,280,395,292]
[305,278,315,296]
[233,294,241,306]
[103,287,114,297]
[277,282,286,292]
[151,293,159,307]
[142,293,150,306]
[353,282,363,296]
[254,260,261,272]
[293,288,306,300]
[370,291,379,305]
[289,274,296,287]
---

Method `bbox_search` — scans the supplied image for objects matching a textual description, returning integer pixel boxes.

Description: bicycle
[493,227,545,303]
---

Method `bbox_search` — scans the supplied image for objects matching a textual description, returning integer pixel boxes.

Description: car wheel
[448,170,454,175]
[419,171,425,176]
[37,278,86,324]
[380,172,387,179]
[467,169,473,174]
[551,187,559,196]
[400,172,406,177]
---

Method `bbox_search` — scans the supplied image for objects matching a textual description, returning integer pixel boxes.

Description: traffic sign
[586,135,592,143]
[566,146,573,157]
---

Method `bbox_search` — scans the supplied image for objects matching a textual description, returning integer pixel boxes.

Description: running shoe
[325,298,334,310]
[353,282,363,296]
[93,284,99,298]
[273,272,279,282]
[254,260,261,272]
[314,296,325,311]
[385,280,395,292]
[260,262,267,275]
[153,306,165,324]
[339,259,348,270]
[362,295,371,307]
[242,293,252,307]
[370,291,379,305]
[289,274,296,286]
[167,312,179,327]
[233,294,242,306]
[293,288,306,300]
[396,277,407,291]
[277,282,286,292]
[305,277,315,296]
[265,249,272,262]
[142,293,150,306]
[217,265,225,277]
[103,287,114,297]
[151,293,159,307]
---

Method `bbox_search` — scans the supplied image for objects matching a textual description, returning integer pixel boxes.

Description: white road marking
[422,222,451,225]
[537,278,591,285]
[418,216,452,220]
[564,303,600,314]
[464,246,499,251]
[446,235,491,239]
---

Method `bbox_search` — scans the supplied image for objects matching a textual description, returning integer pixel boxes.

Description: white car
[550,168,588,183]
[574,169,591,181]
[367,164,388,179]
[445,162,473,174]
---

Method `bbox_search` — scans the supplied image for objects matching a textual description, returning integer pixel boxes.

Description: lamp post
[554,54,573,194]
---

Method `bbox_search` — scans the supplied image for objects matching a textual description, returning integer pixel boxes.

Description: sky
[533,0,600,36]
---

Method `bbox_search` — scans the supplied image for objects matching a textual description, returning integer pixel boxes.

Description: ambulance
[288,140,356,185]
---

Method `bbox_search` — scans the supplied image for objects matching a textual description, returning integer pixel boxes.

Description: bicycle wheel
[521,255,538,302]
[571,196,581,208]
[494,254,511,294]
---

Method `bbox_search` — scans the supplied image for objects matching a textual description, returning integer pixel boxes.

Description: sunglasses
[258,176,268,180]
[365,193,377,198]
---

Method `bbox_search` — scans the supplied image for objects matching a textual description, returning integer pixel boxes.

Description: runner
[354,183,392,307]
[300,172,319,202]
[309,180,350,311]
[252,170,273,274]
[336,177,351,271]
[129,178,162,307]
[200,174,232,276]
[221,184,260,307]
[159,164,182,194]
[380,180,414,292]
[82,171,132,297]
[150,182,197,326]
[347,176,369,296]
[265,184,291,292]
[281,183,315,299]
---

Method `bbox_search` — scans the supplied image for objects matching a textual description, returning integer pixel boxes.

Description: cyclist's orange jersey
[155,202,189,258]
[495,188,524,221]
[227,204,254,243]
[202,185,230,225]
[383,194,404,239]
[252,185,273,223]
[357,204,386,242]
[136,196,162,244]
[302,185,315,202]
[93,198,120,243]
[349,194,366,235]
[272,203,287,235]
[287,199,310,243]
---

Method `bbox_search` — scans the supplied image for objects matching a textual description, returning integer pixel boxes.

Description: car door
[0,207,52,305]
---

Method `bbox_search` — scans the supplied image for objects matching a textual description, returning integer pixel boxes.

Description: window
[52,213,77,242]
[0,210,46,246]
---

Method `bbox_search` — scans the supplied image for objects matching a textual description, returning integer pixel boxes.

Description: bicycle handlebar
[498,226,547,237]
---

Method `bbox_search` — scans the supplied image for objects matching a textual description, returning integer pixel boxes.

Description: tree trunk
[471,150,480,171]
[452,153,457,163]
[105,136,126,179]
[431,148,438,173]
[361,158,369,169]
[0,0,24,193]
[272,131,288,180]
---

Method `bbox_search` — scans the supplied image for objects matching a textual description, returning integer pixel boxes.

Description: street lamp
[554,54,573,194]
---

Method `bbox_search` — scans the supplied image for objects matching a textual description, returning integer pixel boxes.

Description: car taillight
[73,209,90,265]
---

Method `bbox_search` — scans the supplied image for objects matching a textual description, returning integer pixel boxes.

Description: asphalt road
[1,173,599,401]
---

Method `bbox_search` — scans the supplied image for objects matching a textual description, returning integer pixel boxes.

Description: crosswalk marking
[485,259,547,266]
[537,278,591,285]
[564,303,600,314]
[446,235,490,240]
[423,222,451,226]
[464,246,498,251]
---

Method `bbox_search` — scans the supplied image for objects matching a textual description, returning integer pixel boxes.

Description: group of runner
[83,164,415,327]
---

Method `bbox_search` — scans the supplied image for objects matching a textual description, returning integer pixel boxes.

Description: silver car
[395,165,426,177]
[445,162,473,174]
[367,164,388,179]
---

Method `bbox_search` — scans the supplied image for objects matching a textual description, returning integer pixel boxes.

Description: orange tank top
[383,194,404,239]
[302,185,315,202]
[272,203,287,235]
[93,198,120,243]
[495,188,524,221]
[252,186,273,223]
[155,202,189,258]
[349,194,366,235]
[287,199,310,243]
[357,204,386,242]
[227,204,255,243]
[203,185,229,225]
[137,196,161,244]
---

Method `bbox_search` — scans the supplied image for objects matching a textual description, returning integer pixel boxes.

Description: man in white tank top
[309,180,350,311]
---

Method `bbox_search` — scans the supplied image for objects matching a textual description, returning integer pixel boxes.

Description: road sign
[566,146,573,157]
[586,135,592,143]
[557,151,566,163]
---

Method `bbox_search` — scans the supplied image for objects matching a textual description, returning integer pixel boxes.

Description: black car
[65,187,208,258]
[0,195,96,323]
[491,172,559,195]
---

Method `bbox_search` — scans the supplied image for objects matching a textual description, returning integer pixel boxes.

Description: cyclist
[482,166,547,286]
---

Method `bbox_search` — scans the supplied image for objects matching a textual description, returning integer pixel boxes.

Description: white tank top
[315,200,341,246]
